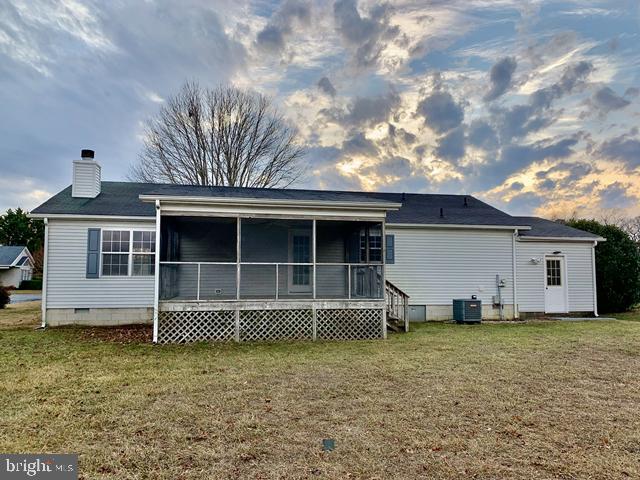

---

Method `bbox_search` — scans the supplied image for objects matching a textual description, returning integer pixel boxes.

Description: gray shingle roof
[30,182,593,238]
[0,246,26,266]
[31,181,529,227]
[31,183,156,217]
[515,217,602,239]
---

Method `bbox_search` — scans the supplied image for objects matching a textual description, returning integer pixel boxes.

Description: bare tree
[615,216,640,244]
[130,82,305,188]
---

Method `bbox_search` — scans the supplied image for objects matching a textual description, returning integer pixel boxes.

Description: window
[101,230,155,276]
[368,227,382,262]
[546,259,562,286]
[21,268,32,281]
[359,226,382,263]
[133,231,156,276]
[102,230,130,276]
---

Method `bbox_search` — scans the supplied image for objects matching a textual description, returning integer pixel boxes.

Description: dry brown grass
[0,300,40,329]
[0,308,639,479]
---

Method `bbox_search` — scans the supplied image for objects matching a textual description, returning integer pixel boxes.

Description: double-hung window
[359,226,382,263]
[102,231,130,276]
[101,230,155,276]
[132,231,156,275]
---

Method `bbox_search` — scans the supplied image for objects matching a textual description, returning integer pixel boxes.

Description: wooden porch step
[385,279,410,333]
[386,320,403,333]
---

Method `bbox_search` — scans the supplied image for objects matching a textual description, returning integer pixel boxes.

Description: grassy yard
[1,305,639,479]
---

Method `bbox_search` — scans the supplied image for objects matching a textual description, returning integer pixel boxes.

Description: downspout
[39,218,49,328]
[512,229,519,319]
[152,200,161,343]
[592,240,598,317]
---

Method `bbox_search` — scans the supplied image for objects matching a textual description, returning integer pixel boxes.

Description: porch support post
[381,219,387,339]
[512,229,519,319]
[236,217,241,300]
[382,308,387,339]
[381,220,386,298]
[152,200,161,343]
[235,217,241,342]
[312,305,317,341]
[235,308,240,342]
[196,263,201,301]
[312,219,317,300]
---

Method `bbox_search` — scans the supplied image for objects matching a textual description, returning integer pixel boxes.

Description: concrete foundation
[46,307,153,326]
[412,304,517,321]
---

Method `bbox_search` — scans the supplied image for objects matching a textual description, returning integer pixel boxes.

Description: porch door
[289,230,312,293]
[544,256,568,313]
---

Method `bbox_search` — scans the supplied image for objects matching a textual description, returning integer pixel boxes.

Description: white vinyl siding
[72,160,101,198]
[385,227,514,306]
[516,240,595,312]
[46,219,155,308]
[0,268,23,288]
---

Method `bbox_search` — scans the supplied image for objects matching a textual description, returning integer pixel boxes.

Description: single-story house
[30,150,604,343]
[0,246,34,288]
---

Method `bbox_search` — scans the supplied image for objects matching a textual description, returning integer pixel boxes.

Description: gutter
[29,213,154,221]
[41,218,49,328]
[388,223,532,231]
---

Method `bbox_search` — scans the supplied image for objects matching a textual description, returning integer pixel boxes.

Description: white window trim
[100,228,156,278]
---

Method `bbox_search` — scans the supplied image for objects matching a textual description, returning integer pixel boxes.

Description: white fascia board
[158,202,388,220]
[28,213,154,221]
[517,236,606,242]
[387,223,531,231]
[138,194,402,211]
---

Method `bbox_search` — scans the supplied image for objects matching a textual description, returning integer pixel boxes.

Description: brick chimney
[72,149,101,198]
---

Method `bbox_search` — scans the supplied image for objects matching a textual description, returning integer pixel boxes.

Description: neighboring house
[0,246,34,288]
[30,150,604,343]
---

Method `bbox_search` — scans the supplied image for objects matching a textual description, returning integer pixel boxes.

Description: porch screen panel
[200,264,237,300]
[316,265,349,299]
[240,264,277,299]
[351,265,383,299]
[160,263,198,301]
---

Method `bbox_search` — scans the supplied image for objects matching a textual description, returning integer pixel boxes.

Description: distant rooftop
[0,246,27,267]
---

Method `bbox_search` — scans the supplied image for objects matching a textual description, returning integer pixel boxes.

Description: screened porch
[158,216,385,303]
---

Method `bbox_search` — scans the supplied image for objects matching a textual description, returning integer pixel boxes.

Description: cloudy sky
[1,0,639,218]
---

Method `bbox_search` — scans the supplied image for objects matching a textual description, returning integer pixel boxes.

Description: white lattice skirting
[157,308,384,343]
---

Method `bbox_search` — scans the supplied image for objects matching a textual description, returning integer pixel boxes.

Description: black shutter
[385,234,395,264]
[86,228,101,278]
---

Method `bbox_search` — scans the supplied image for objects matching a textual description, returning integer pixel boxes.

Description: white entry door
[544,256,568,313]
